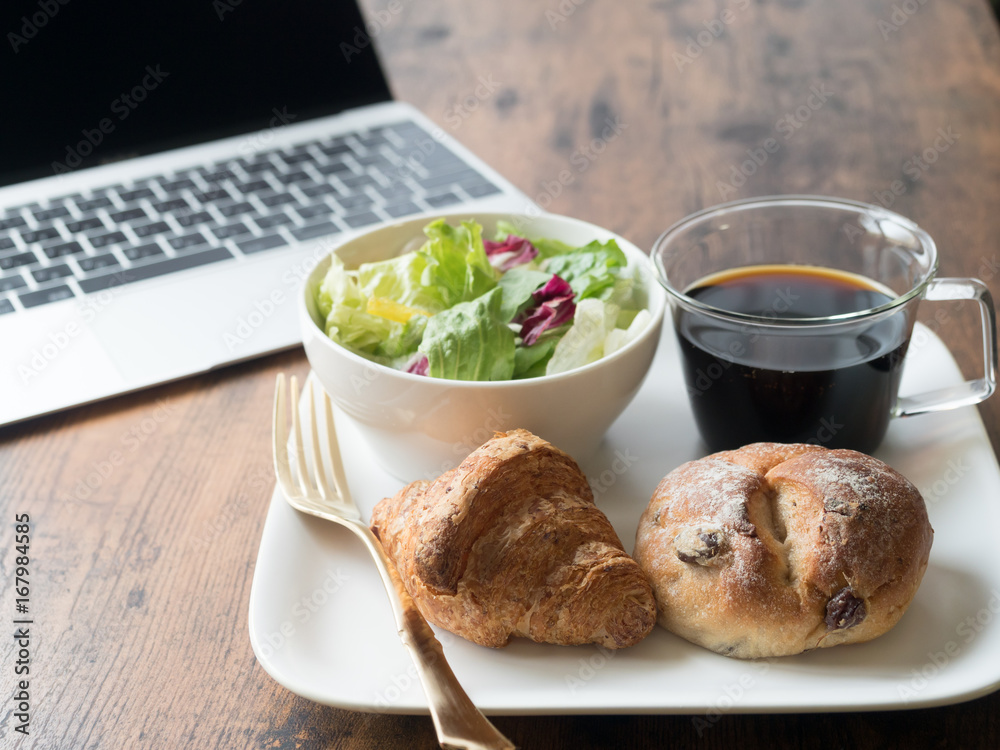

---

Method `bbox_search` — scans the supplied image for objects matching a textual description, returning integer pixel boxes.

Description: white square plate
[249,322,1000,714]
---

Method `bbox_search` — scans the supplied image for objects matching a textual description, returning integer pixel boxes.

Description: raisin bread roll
[634,443,933,658]
[370,429,656,649]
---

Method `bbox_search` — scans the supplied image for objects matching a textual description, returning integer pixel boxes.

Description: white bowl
[300,212,666,482]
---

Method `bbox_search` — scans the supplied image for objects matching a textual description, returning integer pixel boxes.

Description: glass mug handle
[895,278,998,417]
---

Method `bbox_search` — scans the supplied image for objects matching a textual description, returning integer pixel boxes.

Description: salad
[315,218,651,381]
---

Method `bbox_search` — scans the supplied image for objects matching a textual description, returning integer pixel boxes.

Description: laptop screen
[0,0,393,187]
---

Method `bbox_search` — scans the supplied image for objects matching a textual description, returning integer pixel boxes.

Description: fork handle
[358,526,516,750]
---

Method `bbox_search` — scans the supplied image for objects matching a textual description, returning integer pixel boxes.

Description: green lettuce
[420,219,498,309]
[417,287,515,381]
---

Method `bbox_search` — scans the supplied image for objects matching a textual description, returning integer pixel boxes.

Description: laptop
[0,0,532,427]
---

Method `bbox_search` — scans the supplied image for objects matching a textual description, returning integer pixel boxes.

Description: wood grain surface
[3,0,1000,748]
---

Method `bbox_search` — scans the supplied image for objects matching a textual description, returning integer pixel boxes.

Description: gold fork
[272,373,516,750]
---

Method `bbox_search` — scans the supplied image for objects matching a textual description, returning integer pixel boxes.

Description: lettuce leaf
[496,267,550,322]
[541,239,628,300]
[419,218,498,309]
[318,255,425,362]
[417,287,516,381]
[357,252,444,313]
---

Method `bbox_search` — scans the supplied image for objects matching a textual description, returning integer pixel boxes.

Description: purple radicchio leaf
[483,234,539,271]
[404,353,429,376]
[516,274,576,346]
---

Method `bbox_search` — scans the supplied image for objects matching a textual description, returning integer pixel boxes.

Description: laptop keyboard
[0,120,502,314]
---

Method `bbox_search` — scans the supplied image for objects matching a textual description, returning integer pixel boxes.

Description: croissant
[369,429,657,649]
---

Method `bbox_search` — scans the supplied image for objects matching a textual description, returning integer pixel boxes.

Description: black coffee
[675,265,909,453]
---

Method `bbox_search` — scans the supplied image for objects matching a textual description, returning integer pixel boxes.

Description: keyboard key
[21,227,61,244]
[43,241,85,259]
[133,221,171,238]
[0,252,38,270]
[32,264,73,283]
[339,174,377,190]
[78,254,120,273]
[0,237,15,251]
[79,247,233,293]
[260,193,297,208]
[123,243,165,262]
[65,217,106,233]
[0,274,27,292]
[218,201,255,218]
[175,210,212,227]
[168,232,209,250]
[296,203,333,220]
[212,222,251,240]
[291,221,339,241]
[89,230,127,248]
[425,192,462,208]
[33,205,71,221]
[336,194,374,210]
[237,234,286,255]
[159,177,197,192]
[0,298,14,315]
[281,151,316,165]
[19,285,74,307]
[384,201,422,218]
[200,168,236,183]
[343,212,382,229]
[153,198,190,212]
[240,159,276,175]
[319,143,352,158]
[120,187,156,203]
[274,170,312,186]
[109,207,147,223]
[194,187,231,203]
[75,195,114,212]
[419,170,478,190]
[316,161,353,176]
[0,215,27,230]
[234,179,271,194]
[300,183,339,198]
[462,181,501,198]
[254,212,294,229]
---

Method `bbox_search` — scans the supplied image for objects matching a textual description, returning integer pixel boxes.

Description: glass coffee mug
[652,196,997,453]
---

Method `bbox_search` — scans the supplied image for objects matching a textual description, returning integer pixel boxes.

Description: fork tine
[272,373,297,496]
[306,380,337,500]
[318,383,352,505]
[289,375,312,498]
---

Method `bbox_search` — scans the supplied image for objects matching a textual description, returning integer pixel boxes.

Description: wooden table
[4,1,1000,747]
